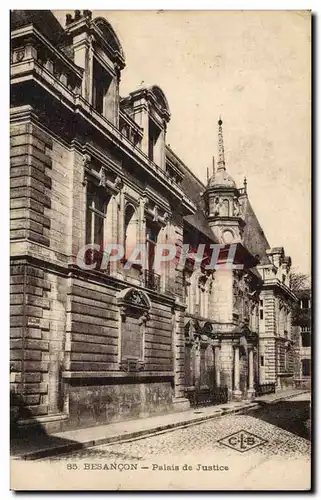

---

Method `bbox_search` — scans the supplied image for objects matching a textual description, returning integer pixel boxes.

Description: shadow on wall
[10,392,84,458]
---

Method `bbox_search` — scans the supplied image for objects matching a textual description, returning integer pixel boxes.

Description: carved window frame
[116,288,151,372]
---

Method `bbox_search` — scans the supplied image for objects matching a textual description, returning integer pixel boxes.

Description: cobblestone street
[45,393,311,462]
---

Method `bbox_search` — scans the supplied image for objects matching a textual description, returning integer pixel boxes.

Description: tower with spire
[203,117,245,244]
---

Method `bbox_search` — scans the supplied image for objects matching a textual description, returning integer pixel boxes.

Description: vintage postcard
[10,9,311,491]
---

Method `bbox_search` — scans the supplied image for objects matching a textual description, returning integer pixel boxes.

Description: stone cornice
[11,24,83,79]
[261,278,298,302]
[10,253,176,308]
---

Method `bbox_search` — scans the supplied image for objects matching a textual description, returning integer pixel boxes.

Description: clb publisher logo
[218,430,268,453]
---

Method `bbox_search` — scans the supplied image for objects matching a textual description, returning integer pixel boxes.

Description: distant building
[10,10,297,434]
[292,289,311,389]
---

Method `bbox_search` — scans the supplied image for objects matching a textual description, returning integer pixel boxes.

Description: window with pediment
[117,288,151,372]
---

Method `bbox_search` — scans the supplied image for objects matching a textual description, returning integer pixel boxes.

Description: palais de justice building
[10,10,297,433]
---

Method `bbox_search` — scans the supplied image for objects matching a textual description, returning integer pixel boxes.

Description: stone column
[233,344,242,400]
[194,341,201,388]
[213,340,221,387]
[247,348,256,399]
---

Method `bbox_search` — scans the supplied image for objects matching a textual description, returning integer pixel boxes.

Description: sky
[54,10,311,275]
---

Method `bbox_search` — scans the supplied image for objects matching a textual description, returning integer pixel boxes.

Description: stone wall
[10,113,182,431]
[66,379,173,429]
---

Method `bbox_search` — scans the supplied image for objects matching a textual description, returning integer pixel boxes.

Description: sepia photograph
[9,8,311,491]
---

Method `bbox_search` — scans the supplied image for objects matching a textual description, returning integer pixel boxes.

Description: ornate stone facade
[10,10,297,434]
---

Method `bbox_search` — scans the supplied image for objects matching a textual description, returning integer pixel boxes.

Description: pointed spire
[217,116,226,171]
[212,156,215,175]
[206,166,209,183]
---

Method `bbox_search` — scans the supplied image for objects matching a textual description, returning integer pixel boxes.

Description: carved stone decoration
[233,277,239,309]
[184,318,200,344]
[138,311,150,325]
[14,49,25,63]
[151,206,170,226]
[113,176,123,191]
[233,197,240,216]
[119,359,145,372]
[243,297,250,322]
[214,197,220,216]
[116,287,151,311]
[82,154,91,166]
[139,195,149,207]
[202,321,214,338]
[152,206,158,222]
[117,288,151,373]
[82,154,91,186]
[161,212,170,225]
[99,166,107,187]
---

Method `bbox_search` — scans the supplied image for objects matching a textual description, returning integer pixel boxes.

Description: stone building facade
[10,10,297,434]
[292,289,311,389]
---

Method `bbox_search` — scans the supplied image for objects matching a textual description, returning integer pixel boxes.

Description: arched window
[222,199,229,217]
[124,204,138,261]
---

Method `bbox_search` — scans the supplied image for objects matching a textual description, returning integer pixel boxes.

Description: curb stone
[12,402,259,461]
[12,390,309,461]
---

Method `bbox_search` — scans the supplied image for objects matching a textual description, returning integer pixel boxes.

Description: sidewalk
[11,388,309,460]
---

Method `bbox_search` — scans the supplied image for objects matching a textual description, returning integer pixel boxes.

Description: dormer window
[92,58,113,118]
[148,118,161,162]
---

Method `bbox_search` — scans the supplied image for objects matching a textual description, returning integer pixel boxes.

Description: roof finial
[243,176,247,193]
[217,116,225,171]
[212,156,215,175]
[206,167,209,183]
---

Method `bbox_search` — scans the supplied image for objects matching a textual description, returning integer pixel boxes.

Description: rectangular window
[148,118,161,162]
[301,359,311,377]
[260,309,264,320]
[260,355,264,366]
[92,58,112,116]
[145,219,160,291]
[85,183,107,269]
[301,332,311,348]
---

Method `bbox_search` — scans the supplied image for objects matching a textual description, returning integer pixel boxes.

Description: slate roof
[241,195,270,265]
[11,10,66,45]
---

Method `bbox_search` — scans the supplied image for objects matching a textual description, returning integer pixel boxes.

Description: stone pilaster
[247,347,256,399]
[233,343,242,400]
[172,300,190,412]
